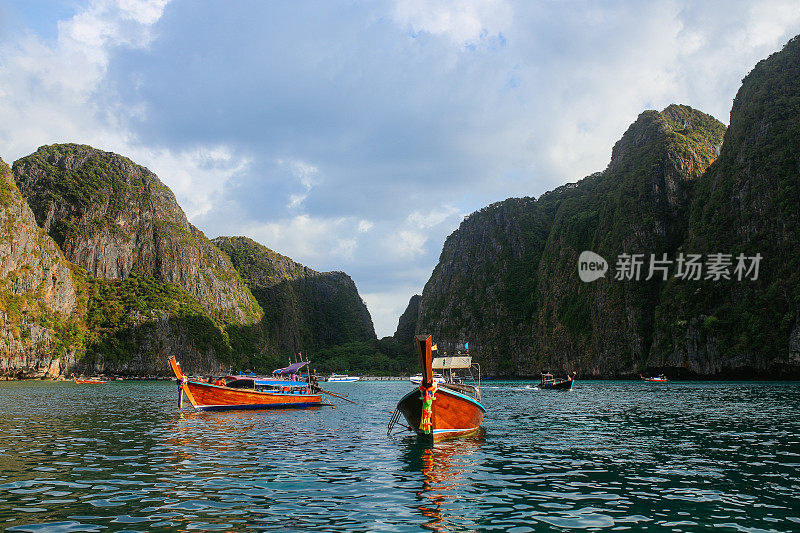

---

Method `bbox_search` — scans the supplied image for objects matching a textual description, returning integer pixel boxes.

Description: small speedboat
[410,373,445,385]
[538,372,576,390]
[641,374,668,382]
[327,374,360,382]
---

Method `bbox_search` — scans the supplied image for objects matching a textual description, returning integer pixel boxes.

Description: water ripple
[0,380,797,531]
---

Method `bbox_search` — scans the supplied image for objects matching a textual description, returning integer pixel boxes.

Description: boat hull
[540,380,574,390]
[396,386,485,442]
[182,380,322,411]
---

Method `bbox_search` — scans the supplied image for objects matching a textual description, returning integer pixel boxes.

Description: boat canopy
[432,356,472,370]
[227,377,306,387]
[272,361,309,374]
[255,379,305,387]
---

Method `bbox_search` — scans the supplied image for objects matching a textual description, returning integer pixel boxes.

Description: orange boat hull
[397,386,485,442]
[181,380,322,411]
[169,355,321,411]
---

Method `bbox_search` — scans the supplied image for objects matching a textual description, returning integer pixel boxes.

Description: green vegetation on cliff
[80,272,225,361]
[213,236,378,367]
[415,37,800,378]
[418,105,728,376]
[0,158,84,377]
[655,35,800,374]
[3,148,378,377]
[13,144,262,327]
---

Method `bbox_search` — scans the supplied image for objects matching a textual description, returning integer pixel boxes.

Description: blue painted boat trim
[438,387,486,412]
[196,402,321,411]
[191,381,312,395]
[397,386,486,412]
[432,428,479,434]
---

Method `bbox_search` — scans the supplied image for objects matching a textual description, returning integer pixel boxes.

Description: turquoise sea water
[0,379,798,531]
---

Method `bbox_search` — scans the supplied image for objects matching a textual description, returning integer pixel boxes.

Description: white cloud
[392,0,512,45]
[244,215,364,264]
[127,145,251,219]
[279,159,319,209]
[384,204,463,259]
[362,286,421,340]
[0,0,254,224]
[395,230,428,258]
[408,205,460,229]
[358,220,374,233]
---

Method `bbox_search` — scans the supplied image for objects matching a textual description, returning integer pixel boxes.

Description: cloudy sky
[1,1,799,336]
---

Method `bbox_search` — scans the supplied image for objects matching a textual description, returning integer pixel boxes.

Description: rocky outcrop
[652,35,800,377]
[416,104,726,376]
[393,294,420,344]
[213,236,376,353]
[414,36,800,378]
[13,144,261,326]
[531,105,725,377]
[0,158,82,378]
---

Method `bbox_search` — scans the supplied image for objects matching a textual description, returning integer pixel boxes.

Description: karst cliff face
[1,147,377,377]
[213,236,376,354]
[1,146,374,377]
[393,294,420,343]
[652,35,800,376]
[414,36,800,378]
[0,158,82,378]
[13,144,261,326]
[417,105,726,376]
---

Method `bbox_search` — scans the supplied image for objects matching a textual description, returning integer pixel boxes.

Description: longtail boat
[538,371,576,390]
[71,373,107,384]
[388,335,485,442]
[641,374,668,382]
[169,356,322,411]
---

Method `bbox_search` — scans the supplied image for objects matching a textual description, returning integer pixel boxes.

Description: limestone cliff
[652,35,800,376]
[0,158,82,378]
[213,236,376,354]
[417,104,727,377]
[414,35,800,378]
[2,144,381,377]
[13,144,261,326]
[393,294,420,343]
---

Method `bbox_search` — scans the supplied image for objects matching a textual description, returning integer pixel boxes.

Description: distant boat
[538,372,576,390]
[327,374,360,382]
[168,356,322,411]
[71,374,106,384]
[389,335,485,442]
[641,374,668,382]
[409,373,446,385]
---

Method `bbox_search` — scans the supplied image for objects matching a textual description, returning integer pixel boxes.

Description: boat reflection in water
[401,437,484,532]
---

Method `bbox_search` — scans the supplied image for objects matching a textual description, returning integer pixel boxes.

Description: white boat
[409,373,445,385]
[327,374,360,382]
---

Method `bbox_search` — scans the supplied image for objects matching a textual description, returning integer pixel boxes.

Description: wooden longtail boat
[539,372,576,390]
[388,335,485,442]
[169,356,322,411]
[71,373,107,384]
[641,374,668,382]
